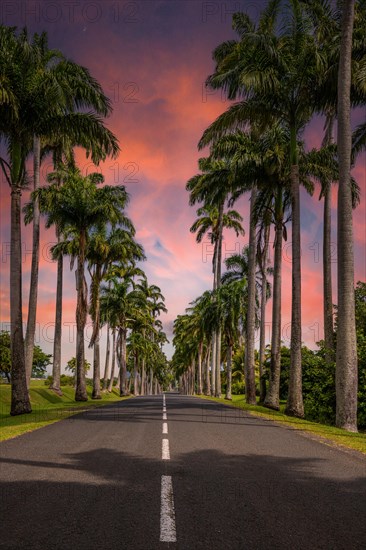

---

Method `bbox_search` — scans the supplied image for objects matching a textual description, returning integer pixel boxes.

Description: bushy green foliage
[65,357,91,375]
[45,374,75,387]
[302,346,336,425]
[355,282,366,427]
[1,331,51,381]
[231,381,245,395]
[262,282,366,428]
[0,331,11,382]
[32,346,52,378]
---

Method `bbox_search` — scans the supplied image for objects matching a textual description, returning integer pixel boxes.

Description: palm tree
[172,314,199,395]
[187,292,213,395]
[87,226,144,399]
[206,130,274,405]
[216,281,244,400]
[302,0,365,367]
[101,277,142,396]
[189,200,244,396]
[0,27,32,415]
[336,0,358,432]
[36,166,129,401]
[0,27,120,412]
[135,281,167,395]
[199,2,325,416]
[187,153,247,397]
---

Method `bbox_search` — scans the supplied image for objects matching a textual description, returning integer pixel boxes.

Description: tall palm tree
[208,129,274,405]
[25,43,120,388]
[302,0,365,367]
[216,281,244,400]
[36,166,129,401]
[41,122,118,395]
[0,27,32,415]
[172,313,199,395]
[135,280,167,395]
[187,153,247,397]
[190,203,244,395]
[87,226,144,399]
[101,276,143,396]
[186,296,209,395]
[199,2,325,416]
[336,0,358,432]
[0,27,120,412]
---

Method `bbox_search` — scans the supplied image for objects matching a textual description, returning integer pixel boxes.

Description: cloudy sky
[0,0,365,369]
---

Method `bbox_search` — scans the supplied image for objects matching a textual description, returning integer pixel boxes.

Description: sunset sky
[0,0,365,370]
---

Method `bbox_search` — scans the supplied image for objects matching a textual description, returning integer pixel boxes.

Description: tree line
[172,0,366,433]
[0,26,171,415]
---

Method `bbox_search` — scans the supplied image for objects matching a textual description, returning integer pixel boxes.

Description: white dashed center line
[162,422,168,434]
[163,411,167,420]
[162,438,170,460]
[160,475,177,542]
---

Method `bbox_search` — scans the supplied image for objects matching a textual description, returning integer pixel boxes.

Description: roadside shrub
[231,381,245,395]
[302,347,336,425]
[44,375,53,386]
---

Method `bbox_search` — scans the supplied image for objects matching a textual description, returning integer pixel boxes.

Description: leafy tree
[0,331,11,383]
[354,281,366,428]
[32,346,52,378]
[0,331,51,381]
[36,165,129,401]
[65,357,91,376]
[87,224,143,399]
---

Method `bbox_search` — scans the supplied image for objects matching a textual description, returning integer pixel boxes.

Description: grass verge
[197,394,366,455]
[0,381,131,442]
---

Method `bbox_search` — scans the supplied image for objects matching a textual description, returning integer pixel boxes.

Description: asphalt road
[0,394,365,550]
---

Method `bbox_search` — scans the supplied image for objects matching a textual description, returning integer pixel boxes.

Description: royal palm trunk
[92,335,101,399]
[140,357,146,396]
[10,182,31,415]
[215,199,224,397]
[102,325,111,391]
[107,329,116,392]
[204,345,211,395]
[119,328,128,396]
[336,0,358,432]
[92,270,102,399]
[211,334,216,396]
[50,233,63,395]
[323,186,334,363]
[50,167,63,395]
[225,344,233,400]
[75,229,88,401]
[114,333,121,390]
[244,187,257,405]
[149,367,154,394]
[25,135,41,387]
[197,341,203,394]
[264,217,283,410]
[259,223,270,402]
[133,352,139,395]
[323,114,335,365]
[286,154,304,417]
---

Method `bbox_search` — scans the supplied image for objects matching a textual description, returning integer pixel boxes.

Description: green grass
[0,381,131,442]
[197,394,366,455]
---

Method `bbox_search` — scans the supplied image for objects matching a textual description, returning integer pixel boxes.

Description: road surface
[0,394,365,549]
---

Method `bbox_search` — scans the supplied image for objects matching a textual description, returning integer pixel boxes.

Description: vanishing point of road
[1,394,365,549]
